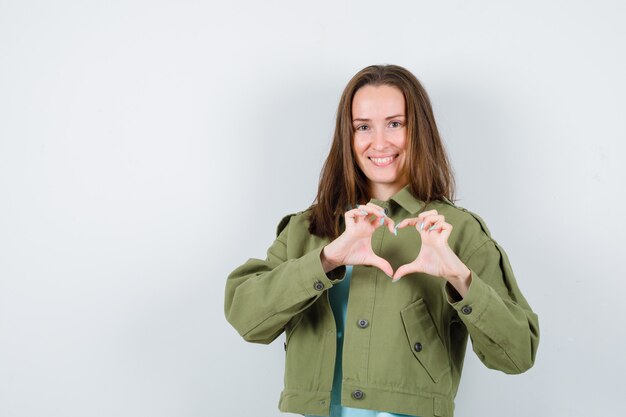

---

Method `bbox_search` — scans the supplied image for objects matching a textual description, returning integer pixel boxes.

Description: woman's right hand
[320,203,395,277]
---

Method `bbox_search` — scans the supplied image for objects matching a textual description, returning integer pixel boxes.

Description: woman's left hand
[393,209,472,297]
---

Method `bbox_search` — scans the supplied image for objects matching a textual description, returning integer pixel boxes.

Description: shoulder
[420,197,491,232]
[440,198,493,237]
[275,206,314,237]
[424,198,494,257]
[274,206,328,256]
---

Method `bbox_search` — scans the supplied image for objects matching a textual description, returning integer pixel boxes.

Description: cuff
[327,265,347,282]
[300,246,347,298]
[444,268,492,323]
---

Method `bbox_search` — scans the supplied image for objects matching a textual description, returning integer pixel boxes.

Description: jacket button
[383,207,389,215]
[313,281,325,291]
[352,389,364,400]
[461,305,473,315]
[357,319,369,328]
[414,342,423,352]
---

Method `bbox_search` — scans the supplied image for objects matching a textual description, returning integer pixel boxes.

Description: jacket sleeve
[224,213,346,344]
[444,220,540,374]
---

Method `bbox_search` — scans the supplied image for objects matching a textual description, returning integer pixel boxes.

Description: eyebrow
[352,114,406,123]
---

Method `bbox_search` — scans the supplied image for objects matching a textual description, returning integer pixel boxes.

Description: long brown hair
[308,64,456,239]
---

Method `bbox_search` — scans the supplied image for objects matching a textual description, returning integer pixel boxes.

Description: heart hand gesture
[392,209,471,296]
[321,203,396,277]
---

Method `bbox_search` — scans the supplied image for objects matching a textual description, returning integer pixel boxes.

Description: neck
[368,182,407,201]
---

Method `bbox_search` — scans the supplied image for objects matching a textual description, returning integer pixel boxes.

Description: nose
[371,128,387,150]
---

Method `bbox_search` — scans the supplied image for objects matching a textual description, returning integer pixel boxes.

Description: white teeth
[370,156,394,164]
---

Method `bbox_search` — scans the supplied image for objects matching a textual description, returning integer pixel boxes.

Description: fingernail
[379,210,386,216]
[428,224,436,231]
[392,277,401,283]
[360,210,368,215]
[379,217,385,226]
[419,222,424,230]
[393,228,398,236]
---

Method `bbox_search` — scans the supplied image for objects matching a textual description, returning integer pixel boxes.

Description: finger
[344,207,376,229]
[343,207,362,223]
[368,209,396,234]
[417,209,439,221]
[357,204,386,225]
[385,217,397,235]
[368,255,394,278]
[359,203,387,219]
[345,206,378,220]
[392,262,419,282]
[346,206,380,222]
[418,214,445,232]
[364,202,386,214]
[394,217,419,230]
[438,221,453,240]
[344,208,359,220]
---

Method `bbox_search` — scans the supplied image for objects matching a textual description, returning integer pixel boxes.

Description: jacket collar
[369,184,426,215]
[390,184,426,214]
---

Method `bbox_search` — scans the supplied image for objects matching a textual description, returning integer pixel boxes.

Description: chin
[368,173,402,183]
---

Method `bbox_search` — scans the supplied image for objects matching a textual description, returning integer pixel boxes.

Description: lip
[368,154,399,167]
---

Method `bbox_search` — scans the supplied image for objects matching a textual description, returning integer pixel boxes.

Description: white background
[1,1,624,416]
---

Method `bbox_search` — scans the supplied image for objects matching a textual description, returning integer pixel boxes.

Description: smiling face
[351,84,409,201]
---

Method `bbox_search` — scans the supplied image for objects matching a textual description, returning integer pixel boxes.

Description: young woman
[224,64,539,417]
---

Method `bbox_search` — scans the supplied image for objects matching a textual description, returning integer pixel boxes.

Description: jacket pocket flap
[400,298,450,383]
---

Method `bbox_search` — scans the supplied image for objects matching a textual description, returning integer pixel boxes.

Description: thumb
[368,255,394,278]
[393,262,419,283]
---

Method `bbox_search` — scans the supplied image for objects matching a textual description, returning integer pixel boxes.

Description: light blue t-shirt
[306,266,417,417]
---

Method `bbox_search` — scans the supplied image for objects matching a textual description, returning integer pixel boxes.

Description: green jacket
[224,186,539,417]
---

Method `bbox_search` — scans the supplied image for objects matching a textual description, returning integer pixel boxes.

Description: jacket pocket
[400,298,450,384]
